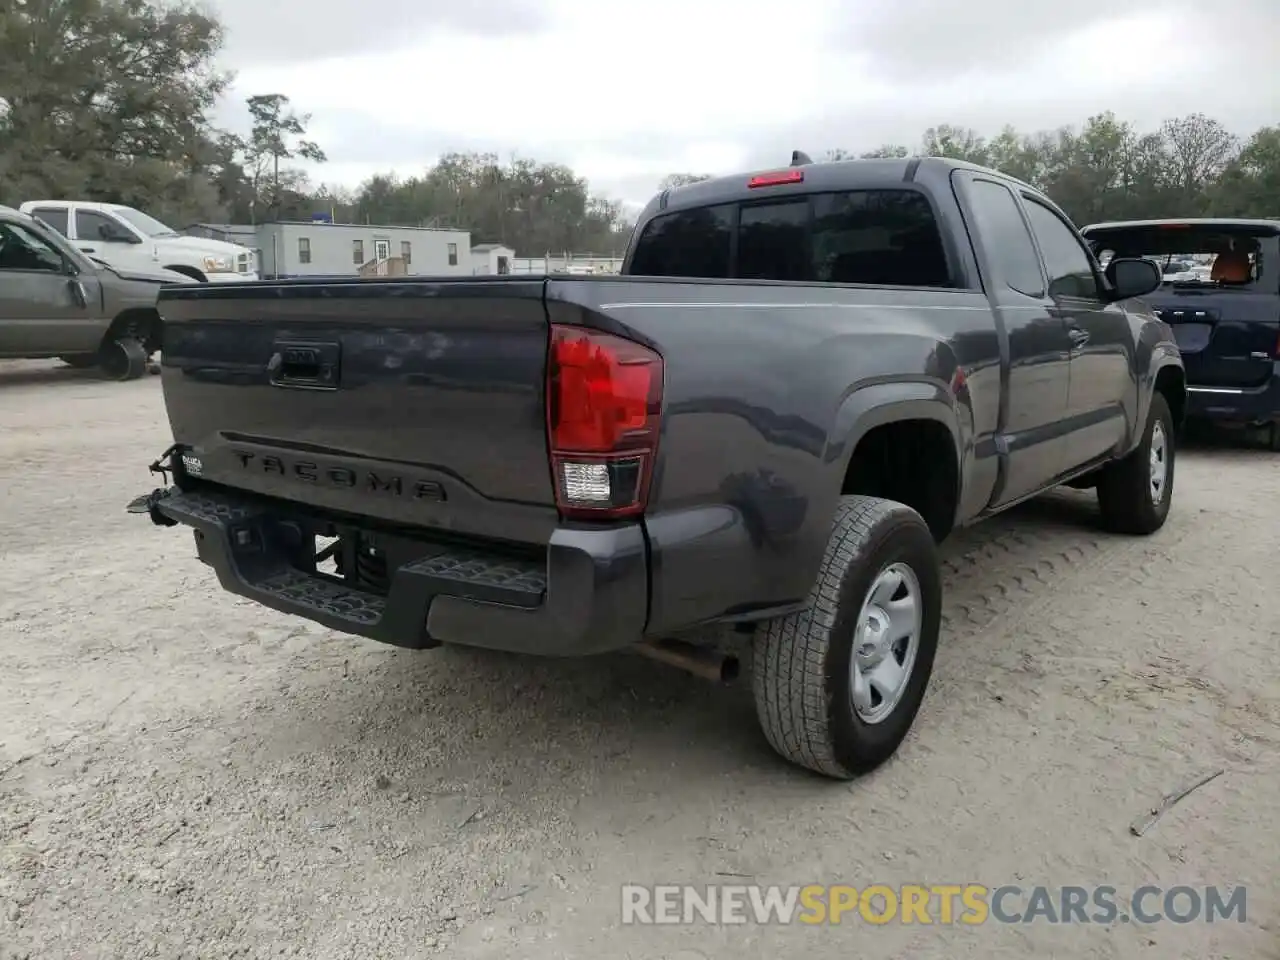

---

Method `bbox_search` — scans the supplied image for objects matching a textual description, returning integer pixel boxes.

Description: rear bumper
[1187,369,1280,423]
[136,486,649,656]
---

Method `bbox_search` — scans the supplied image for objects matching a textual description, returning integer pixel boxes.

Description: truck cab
[18,201,258,283]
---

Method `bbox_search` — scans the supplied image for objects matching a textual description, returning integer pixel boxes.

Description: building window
[298,237,311,264]
[353,239,364,264]
[447,242,458,266]
[401,240,411,264]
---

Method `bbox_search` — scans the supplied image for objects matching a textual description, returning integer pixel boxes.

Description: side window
[628,204,733,278]
[31,207,69,237]
[0,221,64,273]
[811,190,950,287]
[965,180,1044,297]
[737,200,808,281]
[75,210,124,243]
[1021,198,1100,300]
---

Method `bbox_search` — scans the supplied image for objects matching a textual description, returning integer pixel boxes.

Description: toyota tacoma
[128,156,1185,778]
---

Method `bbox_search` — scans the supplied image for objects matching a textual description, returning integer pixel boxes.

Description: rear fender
[825,379,963,469]
[820,377,966,529]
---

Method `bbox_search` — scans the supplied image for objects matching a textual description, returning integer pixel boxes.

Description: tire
[60,354,98,369]
[99,337,148,382]
[1096,392,1175,534]
[752,495,942,780]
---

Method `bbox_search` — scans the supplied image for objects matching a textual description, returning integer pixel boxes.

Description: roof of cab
[650,155,1038,218]
[1083,218,1280,234]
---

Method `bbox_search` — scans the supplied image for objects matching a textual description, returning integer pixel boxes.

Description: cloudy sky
[206,0,1278,209]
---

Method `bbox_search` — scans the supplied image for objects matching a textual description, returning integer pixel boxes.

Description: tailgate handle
[269,341,340,389]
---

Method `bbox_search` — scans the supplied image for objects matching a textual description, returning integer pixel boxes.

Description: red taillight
[546,324,663,520]
[748,169,804,188]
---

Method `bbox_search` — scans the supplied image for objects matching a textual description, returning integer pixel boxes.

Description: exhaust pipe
[636,638,740,683]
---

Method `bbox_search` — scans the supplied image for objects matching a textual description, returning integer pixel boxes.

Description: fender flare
[824,378,963,469]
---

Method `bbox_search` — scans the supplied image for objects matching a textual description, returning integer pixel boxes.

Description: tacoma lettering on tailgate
[232,451,447,502]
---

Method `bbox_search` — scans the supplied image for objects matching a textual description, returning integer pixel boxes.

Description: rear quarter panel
[547,277,1000,631]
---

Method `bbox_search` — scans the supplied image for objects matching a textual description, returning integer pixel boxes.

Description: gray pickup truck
[128,156,1185,779]
[0,204,189,379]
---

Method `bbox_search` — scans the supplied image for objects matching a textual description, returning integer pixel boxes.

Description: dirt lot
[1,360,1277,960]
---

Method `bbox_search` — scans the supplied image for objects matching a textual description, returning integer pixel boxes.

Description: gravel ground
[1,359,1277,960]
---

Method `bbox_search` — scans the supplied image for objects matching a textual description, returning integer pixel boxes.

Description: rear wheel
[99,337,148,382]
[752,495,941,779]
[1097,392,1175,534]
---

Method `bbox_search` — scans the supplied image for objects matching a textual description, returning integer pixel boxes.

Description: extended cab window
[629,204,733,278]
[1022,198,1100,300]
[630,189,951,287]
[30,207,69,237]
[964,179,1044,297]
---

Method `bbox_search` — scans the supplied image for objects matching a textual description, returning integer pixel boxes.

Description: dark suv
[1084,218,1280,449]
[0,204,192,380]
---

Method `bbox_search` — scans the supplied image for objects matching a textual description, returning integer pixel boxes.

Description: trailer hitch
[124,443,183,527]
[126,488,178,527]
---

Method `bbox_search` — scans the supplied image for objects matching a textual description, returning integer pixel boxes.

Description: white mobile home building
[255,221,473,279]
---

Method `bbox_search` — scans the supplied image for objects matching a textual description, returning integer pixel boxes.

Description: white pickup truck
[19,200,258,283]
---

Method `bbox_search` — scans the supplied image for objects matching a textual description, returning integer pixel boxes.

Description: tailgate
[1147,290,1279,389]
[157,277,558,544]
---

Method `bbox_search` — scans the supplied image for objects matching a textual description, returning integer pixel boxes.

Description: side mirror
[99,222,141,244]
[1105,257,1162,301]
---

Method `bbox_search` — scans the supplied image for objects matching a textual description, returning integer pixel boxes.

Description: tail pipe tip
[635,638,740,683]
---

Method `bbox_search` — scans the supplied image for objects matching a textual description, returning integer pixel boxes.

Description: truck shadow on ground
[0,361,103,388]
[0,358,161,388]
[206,488,1143,805]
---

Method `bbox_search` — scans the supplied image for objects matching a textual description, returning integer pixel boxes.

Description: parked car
[0,204,193,379]
[1083,219,1280,450]
[126,156,1185,779]
[18,200,257,283]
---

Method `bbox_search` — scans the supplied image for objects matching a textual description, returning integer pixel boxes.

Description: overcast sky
[205,0,1279,209]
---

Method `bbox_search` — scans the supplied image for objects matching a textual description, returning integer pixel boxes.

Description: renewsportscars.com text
[621,884,1247,926]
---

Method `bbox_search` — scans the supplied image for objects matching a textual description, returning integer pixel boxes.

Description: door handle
[79,246,96,254]
[268,340,341,389]
[1068,327,1090,348]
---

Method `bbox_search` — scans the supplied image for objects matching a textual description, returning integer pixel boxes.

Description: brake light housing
[748,169,804,189]
[546,324,663,519]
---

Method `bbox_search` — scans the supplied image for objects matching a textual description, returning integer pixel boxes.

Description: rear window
[1086,225,1280,293]
[629,189,952,287]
